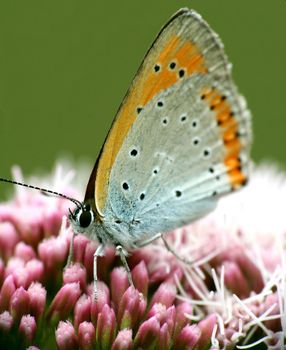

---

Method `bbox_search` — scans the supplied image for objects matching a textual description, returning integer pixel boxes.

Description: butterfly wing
[86,9,251,246]
[85,8,213,210]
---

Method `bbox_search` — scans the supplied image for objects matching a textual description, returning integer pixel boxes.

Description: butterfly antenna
[0,177,82,208]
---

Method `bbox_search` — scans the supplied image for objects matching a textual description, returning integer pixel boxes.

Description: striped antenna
[0,177,82,208]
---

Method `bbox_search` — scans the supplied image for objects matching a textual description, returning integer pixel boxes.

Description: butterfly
[1,8,252,299]
[68,8,252,298]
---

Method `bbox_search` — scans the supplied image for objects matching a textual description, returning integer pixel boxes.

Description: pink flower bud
[73,234,90,263]
[131,260,149,297]
[147,303,167,322]
[5,257,24,277]
[0,203,13,221]
[16,207,44,246]
[150,266,170,284]
[0,311,13,332]
[14,242,36,262]
[56,321,78,350]
[197,314,217,349]
[96,304,116,349]
[90,281,110,326]
[10,287,30,321]
[12,266,30,289]
[164,306,176,333]
[38,235,68,277]
[223,261,250,298]
[236,253,264,293]
[174,324,201,350]
[159,322,171,350]
[174,302,193,337]
[150,282,177,308]
[0,222,20,259]
[0,275,16,311]
[63,263,87,291]
[147,304,176,336]
[110,267,129,312]
[19,314,36,343]
[25,259,45,284]
[27,282,46,320]
[117,286,147,330]
[83,241,97,280]
[134,316,160,348]
[74,294,91,329]
[111,329,133,350]
[78,321,96,350]
[48,282,81,321]
[42,205,64,237]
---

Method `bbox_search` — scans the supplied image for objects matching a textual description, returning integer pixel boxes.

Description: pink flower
[0,163,285,349]
[117,286,146,329]
[10,286,30,321]
[47,282,81,322]
[56,321,78,350]
[63,263,87,291]
[0,275,16,311]
[74,294,91,329]
[0,311,13,332]
[27,282,46,320]
[111,329,132,350]
[78,321,96,349]
[19,314,37,343]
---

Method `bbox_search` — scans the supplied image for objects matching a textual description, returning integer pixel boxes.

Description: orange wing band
[202,87,247,188]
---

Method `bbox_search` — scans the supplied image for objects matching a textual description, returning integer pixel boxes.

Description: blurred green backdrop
[0,0,285,190]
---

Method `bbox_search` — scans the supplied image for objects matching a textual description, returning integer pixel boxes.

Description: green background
[0,0,285,192]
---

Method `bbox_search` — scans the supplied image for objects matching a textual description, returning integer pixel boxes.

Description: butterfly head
[69,203,95,232]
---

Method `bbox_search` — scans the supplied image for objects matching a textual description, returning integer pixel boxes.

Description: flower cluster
[0,163,285,349]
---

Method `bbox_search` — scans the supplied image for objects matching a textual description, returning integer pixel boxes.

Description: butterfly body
[69,9,251,296]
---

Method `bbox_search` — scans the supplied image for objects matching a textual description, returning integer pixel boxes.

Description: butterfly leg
[93,244,104,301]
[116,245,134,288]
[135,232,195,264]
[135,232,162,248]
[136,233,196,265]
[161,234,197,265]
[65,230,78,268]
[163,234,223,267]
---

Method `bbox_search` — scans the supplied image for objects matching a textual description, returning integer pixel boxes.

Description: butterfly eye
[79,209,93,228]
[73,205,93,229]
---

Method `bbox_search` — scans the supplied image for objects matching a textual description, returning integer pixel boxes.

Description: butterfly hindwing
[105,74,250,241]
